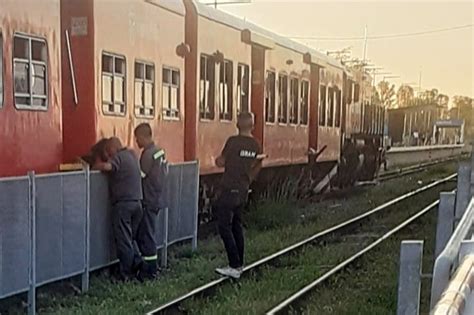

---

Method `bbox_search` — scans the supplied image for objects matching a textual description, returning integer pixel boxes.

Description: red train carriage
[182,1,253,175]
[183,0,344,174]
[60,0,187,164]
[0,0,62,177]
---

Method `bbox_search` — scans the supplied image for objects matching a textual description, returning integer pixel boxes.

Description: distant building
[388,104,443,146]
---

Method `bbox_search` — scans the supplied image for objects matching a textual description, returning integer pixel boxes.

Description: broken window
[319,85,326,126]
[219,60,233,121]
[289,77,299,124]
[14,35,48,109]
[199,54,215,120]
[265,71,276,123]
[300,80,309,125]
[237,63,250,113]
[278,74,288,123]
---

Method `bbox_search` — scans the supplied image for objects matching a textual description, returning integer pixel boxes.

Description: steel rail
[146,173,456,314]
[266,199,440,314]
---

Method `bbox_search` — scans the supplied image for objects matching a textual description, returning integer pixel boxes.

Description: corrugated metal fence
[0,161,199,314]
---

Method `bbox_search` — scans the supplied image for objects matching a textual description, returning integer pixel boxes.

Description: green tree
[397,84,415,107]
[377,81,396,108]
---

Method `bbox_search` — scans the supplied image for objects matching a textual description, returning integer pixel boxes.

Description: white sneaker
[215,266,241,279]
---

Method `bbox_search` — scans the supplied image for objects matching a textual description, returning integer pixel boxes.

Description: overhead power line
[288,23,474,41]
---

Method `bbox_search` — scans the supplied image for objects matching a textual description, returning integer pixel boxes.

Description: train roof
[192,1,344,70]
[144,0,186,16]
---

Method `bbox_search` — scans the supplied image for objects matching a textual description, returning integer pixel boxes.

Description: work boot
[138,260,158,281]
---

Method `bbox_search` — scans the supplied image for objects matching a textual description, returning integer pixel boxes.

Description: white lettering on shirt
[239,150,257,158]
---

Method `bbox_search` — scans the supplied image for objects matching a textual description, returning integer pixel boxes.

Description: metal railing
[0,162,199,315]
[396,147,474,315]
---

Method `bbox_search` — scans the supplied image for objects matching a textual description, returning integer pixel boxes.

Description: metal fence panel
[35,173,87,285]
[166,163,198,244]
[0,178,30,298]
[89,172,117,270]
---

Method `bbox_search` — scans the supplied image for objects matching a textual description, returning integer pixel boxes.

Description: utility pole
[363,25,368,62]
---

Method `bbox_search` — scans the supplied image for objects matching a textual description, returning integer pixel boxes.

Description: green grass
[0,162,459,314]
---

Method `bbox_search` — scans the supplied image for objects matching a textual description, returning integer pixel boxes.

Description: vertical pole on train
[397,240,423,315]
[81,166,91,292]
[435,192,456,258]
[28,171,36,315]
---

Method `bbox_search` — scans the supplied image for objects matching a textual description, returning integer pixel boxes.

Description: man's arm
[215,138,231,168]
[215,155,226,168]
[94,161,113,172]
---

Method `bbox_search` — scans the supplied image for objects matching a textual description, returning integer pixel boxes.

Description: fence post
[397,240,423,315]
[28,171,36,315]
[456,162,471,222]
[192,162,199,251]
[470,151,474,196]
[81,166,90,292]
[435,192,456,258]
[160,207,169,268]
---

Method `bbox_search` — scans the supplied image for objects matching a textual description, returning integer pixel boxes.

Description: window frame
[162,66,181,120]
[335,88,342,128]
[101,51,127,117]
[278,73,288,124]
[218,59,233,121]
[265,70,276,124]
[134,60,155,119]
[199,54,215,121]
[319,84,327,126]
[300,79,310,126]
[237,63,250,114]
[289,76,299,125]
[13,33,49,111]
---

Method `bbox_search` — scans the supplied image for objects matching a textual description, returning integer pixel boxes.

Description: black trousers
[216,191,245,269]
[112,200,143,278]
[137,207,159,273]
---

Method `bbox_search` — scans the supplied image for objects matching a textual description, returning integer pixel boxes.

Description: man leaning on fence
[134,123,168,280]
[95,137,144,281]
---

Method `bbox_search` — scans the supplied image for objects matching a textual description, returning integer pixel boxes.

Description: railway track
[146,173,456,314]
[377,156,463,182]
[265,198,442,314]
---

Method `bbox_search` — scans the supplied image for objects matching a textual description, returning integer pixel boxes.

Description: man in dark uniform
[95,137,143,281]
[214,112,264,279]
[134,123,168,280]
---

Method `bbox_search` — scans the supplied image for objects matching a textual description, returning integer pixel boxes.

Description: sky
[201,0,474,101]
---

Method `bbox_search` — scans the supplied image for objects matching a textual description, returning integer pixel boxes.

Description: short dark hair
[134,123,152,137]
[237,112,254,130]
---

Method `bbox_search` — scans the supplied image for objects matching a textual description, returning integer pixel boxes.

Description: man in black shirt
[214,112,264,279]
[134,123,168,280]
[95,137,143,281]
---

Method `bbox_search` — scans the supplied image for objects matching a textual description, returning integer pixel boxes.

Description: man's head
[237,112,254,134]
[106,137,123,157]
[134,123,153,149]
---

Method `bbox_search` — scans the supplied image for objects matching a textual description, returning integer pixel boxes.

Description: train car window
[348,82,353,104]
[278,74,288,123]
[237,63,250,113]
[0,33,3,108]
[134,61,155,118]
[300,80,309,125]
[219,60,233,121]
[354,83,360,103]
[13,35,48,110]
[289,77,299,125]
[319,85,326,126]
[163,67,180,119]
[265,71,276,123]
[327,87,334,127]
[102,52,126,115]
[199,54,215,120]
[335,89,342,127]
